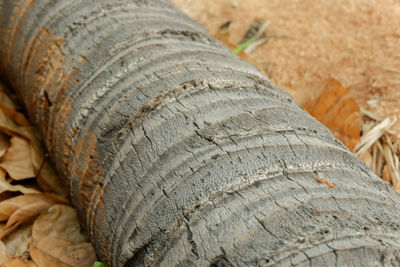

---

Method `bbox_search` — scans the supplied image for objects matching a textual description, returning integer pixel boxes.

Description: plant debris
[355,110,400,193]
[303,79,361,151]
[217,21,232,38]
[234,17,269,54]
[239,17,267,44]
[0,82,96,266]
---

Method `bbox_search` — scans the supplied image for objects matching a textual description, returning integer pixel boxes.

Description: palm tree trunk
[1,0,400,266]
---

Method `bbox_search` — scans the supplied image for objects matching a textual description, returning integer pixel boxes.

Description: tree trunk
[1,0,400,266]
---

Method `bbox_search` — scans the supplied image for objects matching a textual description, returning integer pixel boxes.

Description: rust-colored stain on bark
[30,28,74,135]
[314,177,336,188]
[2,5,80,180]
[53,99,75,173]
[19,26,79,175]
[70,129,103,207]
[70,130,105,233]
[69,129,109,262]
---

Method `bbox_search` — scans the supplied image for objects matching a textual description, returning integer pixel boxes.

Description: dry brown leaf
[0,136,36,180]
[36,161,69,199]
[2,258,37,267]
[0,194,55,222]
[0,191,18,202]
[32,205,87,244]
[303,79,361,151]
[40,193,70,205]
[30,237,96,267]
[0,83,18,112]
[0,82,36,139]
[0,108,36,141]
[0,107,44,173]
[1,201,53,239]
[14,236,32,257]
[0,240,10,265]
[0,133,9,158]
[0,82,31,129]
[3,223,32,257]
[6,110,31,128]
[0,100,31,128]
[30,242,70,267]
[0,168,41,195]
[29,142,45,175]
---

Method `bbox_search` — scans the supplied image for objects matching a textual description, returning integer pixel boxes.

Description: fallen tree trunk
[1,0,400,266]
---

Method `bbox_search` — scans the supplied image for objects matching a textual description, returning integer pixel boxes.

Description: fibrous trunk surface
[1,0,400,266]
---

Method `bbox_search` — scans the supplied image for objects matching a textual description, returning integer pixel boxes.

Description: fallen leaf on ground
[0,82,44,173]
[0,240,9,264]
[303,79,361,151]
[14,236,32,257]
[0,168,41,195]
[36,161,69,199]
[29,141,45,175]
[1,201,53,239]
[0,99,31,128]
[40,193,70,205]
[2,258,37,267]
[0,191,18,202]
[0,108,36,142]
[3,223,32,257]
[30,237,96,267]
[0,137,36,180]
[0,133,9,158]
[0,83,18,111]
[0,82,92,266]
[32,205,87,244]
[0,194,55,222]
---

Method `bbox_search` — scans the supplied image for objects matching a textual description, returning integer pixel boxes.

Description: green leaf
[93,262,106,267]
[232,36,258,54]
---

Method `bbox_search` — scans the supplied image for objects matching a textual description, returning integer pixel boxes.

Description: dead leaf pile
[0,82,96,266]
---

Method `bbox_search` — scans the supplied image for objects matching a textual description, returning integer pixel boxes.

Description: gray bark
[1,0,400,266]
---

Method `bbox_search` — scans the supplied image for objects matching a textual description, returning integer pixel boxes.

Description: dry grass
[356,110,400,193]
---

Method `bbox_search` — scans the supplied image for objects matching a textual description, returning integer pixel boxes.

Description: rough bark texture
[1,0,400,266]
